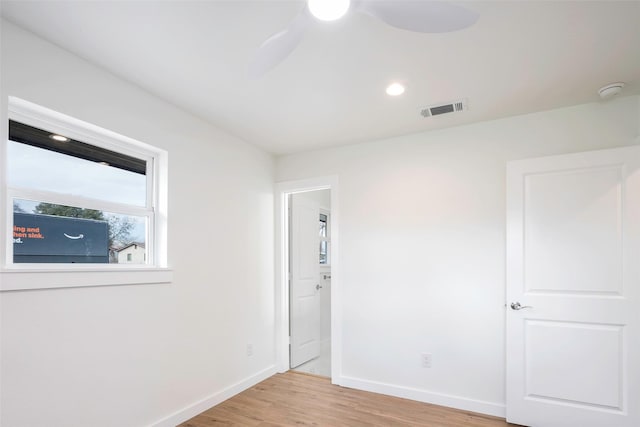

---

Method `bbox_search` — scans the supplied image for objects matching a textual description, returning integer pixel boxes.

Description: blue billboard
[13,212,109,263]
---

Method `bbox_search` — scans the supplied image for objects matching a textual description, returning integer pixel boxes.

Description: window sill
[0,267,173,291]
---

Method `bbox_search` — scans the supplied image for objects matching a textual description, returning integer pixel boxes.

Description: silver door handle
[316,284,323,290]
[510,302,533,310]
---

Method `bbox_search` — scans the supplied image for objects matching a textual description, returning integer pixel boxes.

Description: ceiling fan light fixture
[386,83,405,97]
[251,0,479,78]
[308,0,350,21]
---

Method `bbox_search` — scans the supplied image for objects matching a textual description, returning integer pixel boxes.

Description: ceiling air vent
[419,99,467,118]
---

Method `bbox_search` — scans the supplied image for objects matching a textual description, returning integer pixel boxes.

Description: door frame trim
[275,175,342,384]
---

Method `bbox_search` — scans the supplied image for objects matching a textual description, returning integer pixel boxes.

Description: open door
[289,193,321,368]
[506,146,640,427]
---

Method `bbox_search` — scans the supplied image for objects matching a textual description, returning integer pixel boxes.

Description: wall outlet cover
[421,353,432,368]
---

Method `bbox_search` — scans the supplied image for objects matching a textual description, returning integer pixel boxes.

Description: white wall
[300,188,331,211]
[0,21,275,427]
[277,95,640,415]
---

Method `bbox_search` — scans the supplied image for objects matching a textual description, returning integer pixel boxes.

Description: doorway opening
[275,176,341,383]
[289,189,331,376]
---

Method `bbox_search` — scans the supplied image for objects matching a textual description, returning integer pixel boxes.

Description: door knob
[510,302,533,310]
[316,284,323,290]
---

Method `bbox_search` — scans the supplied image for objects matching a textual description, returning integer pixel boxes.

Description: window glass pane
[13,199,146,264]
[319,213,327,238]
[319,241,328,264]
[8,139,147,207]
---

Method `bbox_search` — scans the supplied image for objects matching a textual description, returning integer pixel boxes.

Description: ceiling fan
[248,0,480,78]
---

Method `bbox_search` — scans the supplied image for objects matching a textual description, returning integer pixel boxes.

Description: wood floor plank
[180,372,519,427]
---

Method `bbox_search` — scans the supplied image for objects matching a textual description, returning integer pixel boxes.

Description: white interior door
[290,193,321,368]
[506,146,640,427]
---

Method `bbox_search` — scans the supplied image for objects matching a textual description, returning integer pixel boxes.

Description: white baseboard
[337,375,506,418]
[150,365,277,427]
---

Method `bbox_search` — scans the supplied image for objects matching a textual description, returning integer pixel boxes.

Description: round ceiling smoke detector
[598,82,625,99]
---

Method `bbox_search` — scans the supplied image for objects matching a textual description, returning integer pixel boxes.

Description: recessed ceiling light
[308,0,350,21]
[50,134,70,142]
[386,83,405,97]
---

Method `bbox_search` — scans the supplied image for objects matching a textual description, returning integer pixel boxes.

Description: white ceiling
[2,1,639,155]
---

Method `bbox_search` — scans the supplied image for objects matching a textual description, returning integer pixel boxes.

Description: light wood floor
[180,372,520,426]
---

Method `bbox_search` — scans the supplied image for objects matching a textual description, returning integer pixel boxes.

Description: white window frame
[0,97,171,291]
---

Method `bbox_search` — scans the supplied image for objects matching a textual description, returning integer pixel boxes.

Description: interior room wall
[299,189,331,211]
[0,20,275,427]
[276,95,640,415]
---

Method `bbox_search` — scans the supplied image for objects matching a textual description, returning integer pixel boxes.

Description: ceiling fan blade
[248,6,311,78]
[357,0,479,33]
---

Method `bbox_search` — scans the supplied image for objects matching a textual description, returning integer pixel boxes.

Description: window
[1,97,169,291]
[319,212,330,265]
[9,121,149,265]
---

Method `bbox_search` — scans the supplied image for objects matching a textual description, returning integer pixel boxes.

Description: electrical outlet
[246,344,253,356]
[421,353,432,368]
